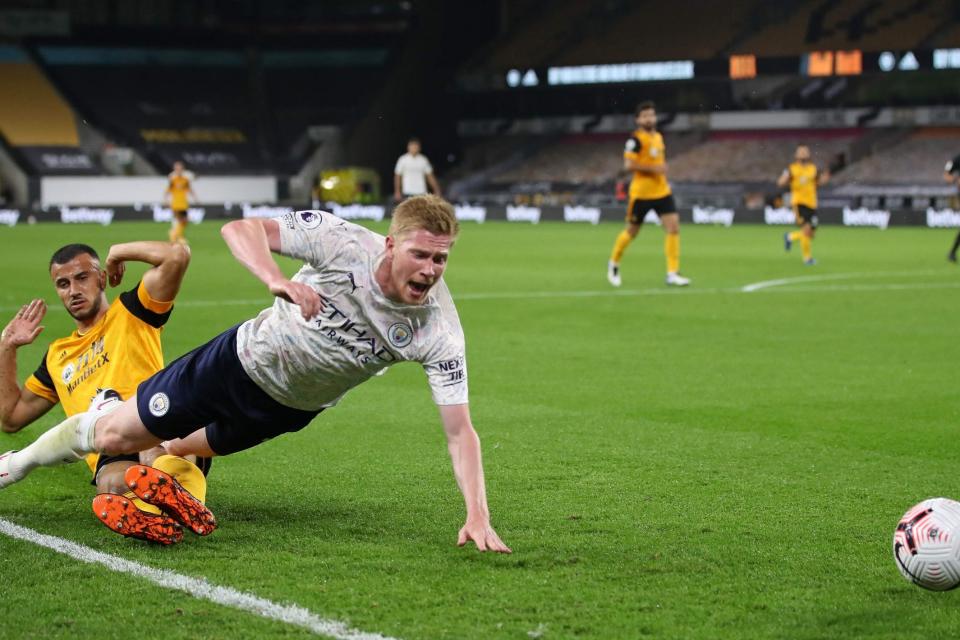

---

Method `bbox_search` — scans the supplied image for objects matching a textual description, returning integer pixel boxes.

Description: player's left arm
[424,158,442,197]
[817,167,830,186]
[777,168,790,188]
[105,241,191,302]
[438,403,511,554]
[426,173,442,197]
[624,156,667,175]
[944,159,959,184]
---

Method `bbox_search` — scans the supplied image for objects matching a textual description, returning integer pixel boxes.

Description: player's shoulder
[284,209,384,253]
[624,132,642,152]
[428,280,462,325]
[115,283,171,328]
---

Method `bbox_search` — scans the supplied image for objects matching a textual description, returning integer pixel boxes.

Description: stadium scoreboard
[501,48,960,88]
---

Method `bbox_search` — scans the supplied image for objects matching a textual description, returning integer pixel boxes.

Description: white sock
[7,412,97,482]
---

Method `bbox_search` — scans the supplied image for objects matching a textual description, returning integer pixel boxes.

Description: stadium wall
[40,175,277,207]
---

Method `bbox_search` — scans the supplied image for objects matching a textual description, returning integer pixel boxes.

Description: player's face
[408,141,421,155]
[384,229,452,304]
[50,254,106,322]
[636,108,657,130]
[795,146,811,162]
[173,161,184,173]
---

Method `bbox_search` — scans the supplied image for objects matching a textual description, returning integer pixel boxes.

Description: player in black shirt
[944,153,960,263]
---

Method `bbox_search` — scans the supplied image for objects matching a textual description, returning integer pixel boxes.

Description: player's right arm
[220,217,323,319]
[622,138,666,175]
[0,300,55,433]
[105,240,191,301]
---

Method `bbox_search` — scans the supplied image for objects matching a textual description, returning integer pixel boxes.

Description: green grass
[0,220,958,639]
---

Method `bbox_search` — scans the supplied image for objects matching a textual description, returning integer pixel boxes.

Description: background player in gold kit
[165,161,196,243]
[778,144,830,266]
[943,152,960,263]
[0,240,210,544]
[607,101,690,287]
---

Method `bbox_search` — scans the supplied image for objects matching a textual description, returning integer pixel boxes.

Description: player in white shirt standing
[394,138,442,201]
[0,195,510,553]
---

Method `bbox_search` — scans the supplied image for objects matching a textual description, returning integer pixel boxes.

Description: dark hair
[636,101,656,115]
[49,243,99,270]
[408,137,421,145]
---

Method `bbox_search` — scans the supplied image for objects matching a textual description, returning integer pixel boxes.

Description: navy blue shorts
[136,324,322,455]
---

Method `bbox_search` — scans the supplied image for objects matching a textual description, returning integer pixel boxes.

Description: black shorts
[172,209,188,222]
[92,452,212,486]
[627,195,677,224]
[795,205,819,228]
[136,324,322,456]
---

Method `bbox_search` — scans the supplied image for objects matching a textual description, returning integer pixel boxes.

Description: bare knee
[95,461,135,494]
[139,446,168,467]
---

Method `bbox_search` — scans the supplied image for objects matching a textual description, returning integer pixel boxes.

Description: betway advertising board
[1,202,956,228]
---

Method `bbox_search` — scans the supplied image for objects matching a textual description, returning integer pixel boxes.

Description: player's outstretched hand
[458,519,512,554]
[269,279,324,320]
[0,299,46,347]
[105,252,126,287]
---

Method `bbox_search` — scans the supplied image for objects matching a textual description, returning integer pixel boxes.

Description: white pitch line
[740,269,944,292]
[753,281,960,294]
[0,518,398,640]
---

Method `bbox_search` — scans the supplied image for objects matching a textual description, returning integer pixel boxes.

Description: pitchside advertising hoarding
[2,203,960,229]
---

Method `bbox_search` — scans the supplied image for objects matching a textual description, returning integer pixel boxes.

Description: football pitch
[0,219,958,639]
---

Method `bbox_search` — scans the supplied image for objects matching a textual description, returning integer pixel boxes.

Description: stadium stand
[489,131,705,186]
[37,47,267,175]
[831,127,960,185]
[261,50,392,168]
[733,0,950,56]
[33,44,400,177]
[553,0,754,65]
[0,46,98,175]
[667,129,858,183]
[476,2,596,71]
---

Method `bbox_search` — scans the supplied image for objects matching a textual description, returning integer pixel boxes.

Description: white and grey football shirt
[236,210,467,411]
[394,153,433,196]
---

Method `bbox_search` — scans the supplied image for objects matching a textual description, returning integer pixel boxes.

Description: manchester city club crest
[149,392,170,417]
[387,322,413,348]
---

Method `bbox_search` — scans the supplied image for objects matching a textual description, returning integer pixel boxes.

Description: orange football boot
[91,493,183,545]
[124,464,217,536]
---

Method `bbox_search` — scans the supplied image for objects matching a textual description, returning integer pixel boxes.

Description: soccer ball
[893,497,960,591]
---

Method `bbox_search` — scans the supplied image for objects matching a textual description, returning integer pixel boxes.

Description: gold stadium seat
[0,62,78,146]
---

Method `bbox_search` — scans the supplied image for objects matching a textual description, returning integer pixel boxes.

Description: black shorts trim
[91,454,213,486]
[91,453,141,486]
[172,209,188,221]
[795,205,819,228]
[627,195,677,224]
[136,324,321,456]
